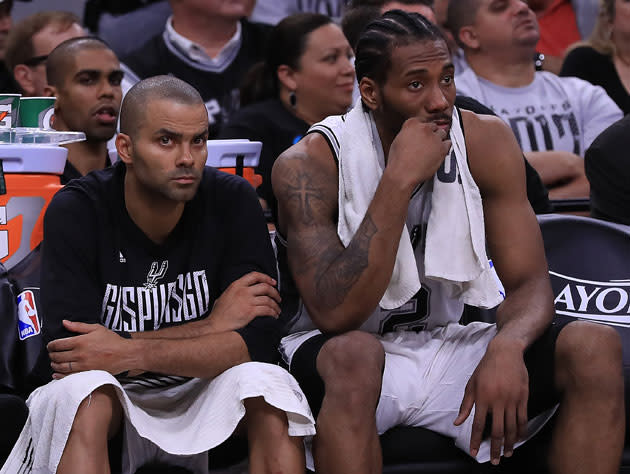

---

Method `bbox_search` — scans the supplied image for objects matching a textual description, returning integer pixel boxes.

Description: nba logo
[17,290,40,340]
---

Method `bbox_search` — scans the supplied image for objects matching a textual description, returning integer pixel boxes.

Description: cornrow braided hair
[355,9,446,85]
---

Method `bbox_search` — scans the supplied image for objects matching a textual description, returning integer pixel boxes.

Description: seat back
[0,245,50,397]
[538,214,630,330]
[538,214,630,446]
[538,213,630,421]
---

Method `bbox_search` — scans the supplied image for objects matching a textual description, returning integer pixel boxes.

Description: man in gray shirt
[448,0,621,200]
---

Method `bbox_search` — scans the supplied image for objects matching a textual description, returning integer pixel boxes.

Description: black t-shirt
[41,161,280,363]
[584,115,630,225]
[560,46,630,115]
[60,153,113,185]
[122,20,271,138]
[218,98,309,218]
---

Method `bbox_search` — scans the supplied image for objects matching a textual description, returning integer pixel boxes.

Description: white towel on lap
[1,362,315,474]
[327,101,503,309]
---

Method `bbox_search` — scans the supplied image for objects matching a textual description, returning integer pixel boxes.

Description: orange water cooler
[0,145,67,270]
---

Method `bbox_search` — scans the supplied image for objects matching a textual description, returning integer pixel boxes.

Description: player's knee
[556,321,623,391]
[243,396,288,436]
[244,396,283,424]
[317,331,384,401]
[72,385,122,441]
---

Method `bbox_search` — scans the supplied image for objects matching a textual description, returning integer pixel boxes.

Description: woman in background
[560,0,630,114]
[220,13,355,220]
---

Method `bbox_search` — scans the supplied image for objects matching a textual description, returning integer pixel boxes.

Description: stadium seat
[379,214,630,473]
[537,214,630,472]
[0,393,28,465]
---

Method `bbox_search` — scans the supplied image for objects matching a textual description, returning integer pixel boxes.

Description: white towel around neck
[324,101,503,310]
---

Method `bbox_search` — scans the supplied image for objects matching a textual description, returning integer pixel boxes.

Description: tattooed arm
[272,119,451,332]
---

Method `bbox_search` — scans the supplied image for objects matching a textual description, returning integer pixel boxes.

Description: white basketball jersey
[282,114,465,336]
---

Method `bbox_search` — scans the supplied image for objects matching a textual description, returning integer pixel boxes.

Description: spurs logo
[144,260,168,289]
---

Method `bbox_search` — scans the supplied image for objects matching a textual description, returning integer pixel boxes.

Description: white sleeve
[454,68,481,101]
[570,77,623,152]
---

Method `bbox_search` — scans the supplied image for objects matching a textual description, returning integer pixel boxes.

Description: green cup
[18,96,56,129]
[0,93,21,129]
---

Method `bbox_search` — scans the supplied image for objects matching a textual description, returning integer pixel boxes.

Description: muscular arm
[524,150,589,199]
[467,112,554,350]
[49,320,251,378]
[272,140,409,333]
[49,271,281,379]
[272,121,450,332]
[133,331,250,377]
[455,111,555,462]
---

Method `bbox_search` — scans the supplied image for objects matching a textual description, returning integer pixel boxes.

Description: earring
[289,91,297,108]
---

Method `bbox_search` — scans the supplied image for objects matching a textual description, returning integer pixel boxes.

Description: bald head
[446,0,481,48]
[120,75,205,139]
[46,36,112,88]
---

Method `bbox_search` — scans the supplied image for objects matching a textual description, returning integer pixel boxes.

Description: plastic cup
[18,97,56,129]
[0,94,21,129]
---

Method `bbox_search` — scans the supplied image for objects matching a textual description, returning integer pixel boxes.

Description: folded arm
[44,177,282,378]
[48,319,252,379]
[524,150,589,200]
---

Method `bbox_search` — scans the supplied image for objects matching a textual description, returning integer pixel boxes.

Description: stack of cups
[0,94,56,130]
[0,93,21,131]
[18,96,56,129]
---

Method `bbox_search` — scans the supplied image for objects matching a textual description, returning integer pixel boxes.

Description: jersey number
[379,287,430,335]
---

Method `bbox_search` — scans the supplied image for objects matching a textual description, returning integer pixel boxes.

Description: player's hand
[208,272,281,332]
[453,336,529,465]
[386,118,452,190]
[47,321,132,378]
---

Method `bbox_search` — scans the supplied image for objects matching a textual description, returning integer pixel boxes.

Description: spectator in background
[0,0,18,93]
[44,37,122,184]
[0,0,10,58]
[123,0,269,138]
[433,0,470,74]
[251,0,350,25]
[359,0,435,21]
[340,0,552,214]
[561,0,630,115]
[84,0,171,58]
[584,115,630,225]
[5,11,85,97]
[528,0,582,74]
[449,0,622,199]
[219,13,354,220]
[342,0,436,50]
[344,0,469,74]
[342,0,440,104]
